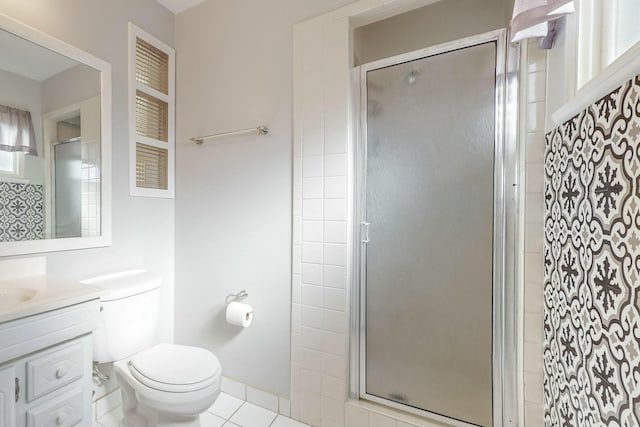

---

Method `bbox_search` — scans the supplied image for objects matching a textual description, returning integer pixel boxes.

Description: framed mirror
[0,14,111,256]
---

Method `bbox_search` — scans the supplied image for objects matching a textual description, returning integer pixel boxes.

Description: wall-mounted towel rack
[190,126,269,144]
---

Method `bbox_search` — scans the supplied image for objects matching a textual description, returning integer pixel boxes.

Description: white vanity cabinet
[0,365,16,426]
[0,299,99,427]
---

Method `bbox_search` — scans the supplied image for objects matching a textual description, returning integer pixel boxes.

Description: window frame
[0,151,24,180]
[575,0,640,89]
[128,22,175,198]
[550,0,640,126]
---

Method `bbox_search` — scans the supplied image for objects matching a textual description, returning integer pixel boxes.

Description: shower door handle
[362,222,370,244]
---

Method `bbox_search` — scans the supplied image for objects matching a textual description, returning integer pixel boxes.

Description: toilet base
[156,414,201,427]
[119,403,202,427]
[114,356,219,427]
[118,374,204,427]
[119,409,201,427]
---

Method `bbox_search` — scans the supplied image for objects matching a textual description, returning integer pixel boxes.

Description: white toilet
[85,270,221,427]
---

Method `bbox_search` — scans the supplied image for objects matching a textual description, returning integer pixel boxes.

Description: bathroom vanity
[0,8,116,426]
[0,276,102,427]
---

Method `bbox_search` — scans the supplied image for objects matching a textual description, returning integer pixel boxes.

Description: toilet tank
[82,270,162,363]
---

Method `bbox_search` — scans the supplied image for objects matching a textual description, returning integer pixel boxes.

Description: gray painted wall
[354,0,512,65]
[174,0,355,397]
[42,64,100,114]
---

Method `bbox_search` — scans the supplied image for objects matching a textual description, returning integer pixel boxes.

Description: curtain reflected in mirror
[0,27,101,242]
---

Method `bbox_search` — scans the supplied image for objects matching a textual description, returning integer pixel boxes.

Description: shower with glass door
[351,30,519,427]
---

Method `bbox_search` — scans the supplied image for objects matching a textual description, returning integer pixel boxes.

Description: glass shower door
[362,41,497,427]
[54,138,82,238]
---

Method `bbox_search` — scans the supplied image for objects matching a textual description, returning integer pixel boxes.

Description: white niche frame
[127,22,176,199]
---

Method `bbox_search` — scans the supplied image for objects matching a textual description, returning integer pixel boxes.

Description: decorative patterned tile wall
[543,74,640,425]
[0,182,44,241]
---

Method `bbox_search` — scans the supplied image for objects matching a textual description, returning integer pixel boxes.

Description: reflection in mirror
[0,27,101,242]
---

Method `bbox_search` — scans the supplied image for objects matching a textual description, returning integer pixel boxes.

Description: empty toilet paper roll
[226,301,253,327]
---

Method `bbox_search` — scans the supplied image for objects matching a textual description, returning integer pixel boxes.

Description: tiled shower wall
[523,40,547,426]
[291,13,352,427]
[291,10,445,424]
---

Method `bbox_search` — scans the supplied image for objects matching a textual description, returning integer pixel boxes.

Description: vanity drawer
[26,388,83,427]
[26,341,85,402]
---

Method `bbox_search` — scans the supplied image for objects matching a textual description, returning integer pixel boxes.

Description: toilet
[84,270,221,427]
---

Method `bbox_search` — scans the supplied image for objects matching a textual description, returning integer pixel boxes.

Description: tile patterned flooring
[95,392,310,427]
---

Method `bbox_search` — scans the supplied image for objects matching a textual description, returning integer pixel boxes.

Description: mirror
[0,15,111,256]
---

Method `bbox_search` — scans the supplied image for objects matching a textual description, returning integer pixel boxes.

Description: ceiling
[155,0,206,14]
[0,28,79,82]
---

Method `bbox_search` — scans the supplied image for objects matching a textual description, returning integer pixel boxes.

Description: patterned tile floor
[95,392,310,427]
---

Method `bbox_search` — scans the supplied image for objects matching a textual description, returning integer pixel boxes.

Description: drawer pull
[55,368,67,379]
[26,340,85,402]
[27,388,83,426]
[56,413,68,425]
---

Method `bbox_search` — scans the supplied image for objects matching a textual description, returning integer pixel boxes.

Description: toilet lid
[130,344,220,392]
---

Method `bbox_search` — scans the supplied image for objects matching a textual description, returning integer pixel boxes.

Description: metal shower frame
[349,29,521,427]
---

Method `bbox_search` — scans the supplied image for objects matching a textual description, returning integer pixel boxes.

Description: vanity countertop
[0,275,104,323]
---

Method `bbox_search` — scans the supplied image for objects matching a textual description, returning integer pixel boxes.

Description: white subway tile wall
[523,39,546,426]
[292,13,351,427]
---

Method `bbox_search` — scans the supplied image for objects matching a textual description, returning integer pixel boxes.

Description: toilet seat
[129,343,221,393]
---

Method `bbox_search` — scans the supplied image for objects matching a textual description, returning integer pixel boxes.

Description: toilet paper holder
[225,290,248,305]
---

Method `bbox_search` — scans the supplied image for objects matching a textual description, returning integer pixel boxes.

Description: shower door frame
[51,137,83,239]
[350,29,521,427]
